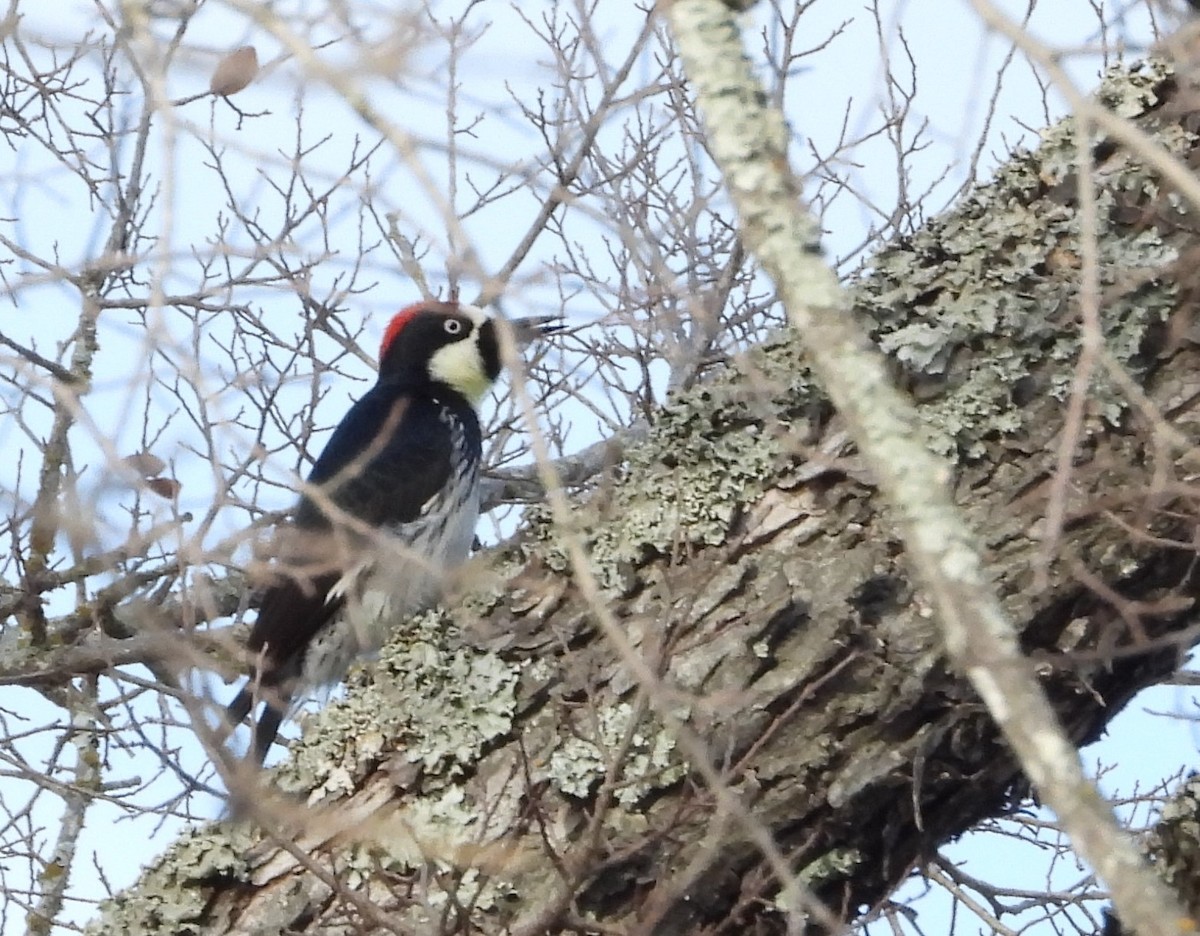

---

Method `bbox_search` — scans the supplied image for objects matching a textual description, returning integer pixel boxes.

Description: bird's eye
[444,319,465,335]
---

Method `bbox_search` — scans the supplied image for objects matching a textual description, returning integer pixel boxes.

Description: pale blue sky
[1,1,1190,933]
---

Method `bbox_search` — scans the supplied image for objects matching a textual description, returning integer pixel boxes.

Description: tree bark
[94,59,1200,935]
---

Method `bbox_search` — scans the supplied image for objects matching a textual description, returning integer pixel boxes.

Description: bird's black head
[378,301,499,400]
[378,301,561,401]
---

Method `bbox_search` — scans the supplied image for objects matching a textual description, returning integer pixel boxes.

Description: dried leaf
[122,452,167,477]
[209,46,259,97]
[146,477,182,499]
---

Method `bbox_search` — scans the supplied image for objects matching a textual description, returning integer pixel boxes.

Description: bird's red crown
[380,300,464,360]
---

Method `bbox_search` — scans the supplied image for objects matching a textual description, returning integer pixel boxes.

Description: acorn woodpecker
[226,300,559,764]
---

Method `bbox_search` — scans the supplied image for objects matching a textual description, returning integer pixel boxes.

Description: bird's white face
[426,304,494,402]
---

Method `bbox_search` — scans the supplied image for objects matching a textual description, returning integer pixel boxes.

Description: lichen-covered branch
[27,677,104,936]
[664,3,1188,933]
[22,308,100,647]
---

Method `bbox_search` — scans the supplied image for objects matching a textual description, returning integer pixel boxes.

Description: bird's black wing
[227,393,461,762]
[244,394,459,670]
[303,392,464,529]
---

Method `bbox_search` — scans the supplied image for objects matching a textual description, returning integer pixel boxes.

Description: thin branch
[0,333,76,384]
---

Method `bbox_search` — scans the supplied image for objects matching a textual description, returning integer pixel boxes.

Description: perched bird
[226,301,559,764]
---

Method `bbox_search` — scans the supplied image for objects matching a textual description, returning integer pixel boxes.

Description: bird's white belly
[301,488,480,690]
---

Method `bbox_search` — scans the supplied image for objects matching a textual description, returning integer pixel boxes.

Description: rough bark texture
[94,61,1200,935]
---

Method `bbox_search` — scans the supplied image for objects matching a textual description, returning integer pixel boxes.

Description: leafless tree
[2,1,1199,934]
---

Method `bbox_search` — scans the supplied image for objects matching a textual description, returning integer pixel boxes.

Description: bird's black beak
[505,315,566,346]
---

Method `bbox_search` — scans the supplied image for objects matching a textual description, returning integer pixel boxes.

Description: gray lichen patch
[1149,774,1200,915]
[861,60,1186,457]
[546,701,686,806]
[279,608,523,801]
[90,826,255,936]
[588,425,778,577]
[1095,59,1176,117]
[538,344,815,595]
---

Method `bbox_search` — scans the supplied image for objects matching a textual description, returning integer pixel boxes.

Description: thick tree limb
[665,2,1186,933]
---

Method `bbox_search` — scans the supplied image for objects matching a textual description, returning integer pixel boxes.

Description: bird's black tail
[225,685,285,766]
[226,686,254,729]
[252,705,284,765]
